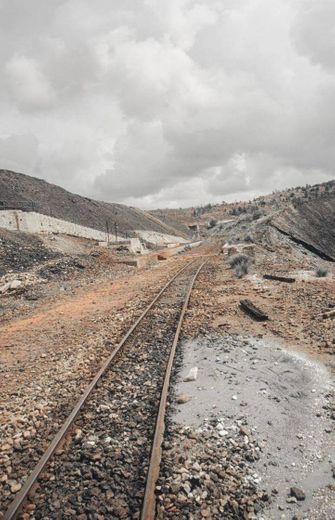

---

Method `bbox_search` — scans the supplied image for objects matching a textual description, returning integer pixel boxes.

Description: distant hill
[0,170,188,238]
[151,181,335,229]
[151,180,335,260]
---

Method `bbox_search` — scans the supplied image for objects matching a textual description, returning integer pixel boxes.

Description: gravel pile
[0,272,46,296]
[37,258,87,280]
[0,228,59,277]
[157,419,268,519]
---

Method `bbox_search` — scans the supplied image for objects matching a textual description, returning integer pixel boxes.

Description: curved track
[4,258,207,520]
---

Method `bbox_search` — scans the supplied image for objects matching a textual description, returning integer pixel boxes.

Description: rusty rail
[4,259,200,520]
[141,261,207,520]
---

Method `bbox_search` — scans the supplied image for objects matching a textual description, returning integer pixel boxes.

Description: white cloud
[0,0,334,208]
[5,55,56,111]
[0,134,39,173]
[293,0,335,72]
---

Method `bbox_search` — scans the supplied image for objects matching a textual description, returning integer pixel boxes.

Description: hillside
[0,170,188,238]
[152,181,335,261]
[151,181,335,230]
[272,196,335,261]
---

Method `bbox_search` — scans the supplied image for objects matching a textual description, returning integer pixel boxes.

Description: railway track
[4,258,207,520]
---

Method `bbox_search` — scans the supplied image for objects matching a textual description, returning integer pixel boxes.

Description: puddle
[174,334,335,519]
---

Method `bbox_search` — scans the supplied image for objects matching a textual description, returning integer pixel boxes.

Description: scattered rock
[183,367,198,382]
[10,481,22,493]
[290,486,306,501]
[9,279,22,290]
[176,394,192,404]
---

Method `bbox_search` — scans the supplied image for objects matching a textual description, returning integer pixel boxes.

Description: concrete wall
[135,229,187,246]
[187,241,202,249]
[0,210,121,242]
[99,238,146,255]
[0,210,185,249]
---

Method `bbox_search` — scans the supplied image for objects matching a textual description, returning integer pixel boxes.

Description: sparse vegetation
[315,267,328,278]
[251,210,262,220]
[208,218,217,229]
[244,235,254,243]
[228,254,251,278]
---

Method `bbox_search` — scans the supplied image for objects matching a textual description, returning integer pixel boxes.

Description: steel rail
[141,260,207,520]
[4,259,199,520]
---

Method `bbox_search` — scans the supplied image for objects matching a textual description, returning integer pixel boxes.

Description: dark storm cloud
[0,0,334,208]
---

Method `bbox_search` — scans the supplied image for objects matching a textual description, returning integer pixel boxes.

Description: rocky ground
[0,228,60,277]
[0,229,334,519]
[157,250,334,520]
[19,263,203,520]
[0,241,201,514]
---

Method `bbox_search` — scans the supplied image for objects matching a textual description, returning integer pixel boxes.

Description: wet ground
[174,334,335,519]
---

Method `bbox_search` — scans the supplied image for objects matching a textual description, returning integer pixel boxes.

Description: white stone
[219,430,229,437]
[183,367,198,382]
[0,282,11,293]
[9,280,22,290]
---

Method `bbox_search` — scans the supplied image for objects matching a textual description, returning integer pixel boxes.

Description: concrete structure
[222,242,256,258]
[0,210,185,251]
[135,230,186,246]
[242,244,255,257]
[0,209,121,242]
[226,246,239,256]
[187,241,202,249]
[188,223,199,232]
[99,238,146,255]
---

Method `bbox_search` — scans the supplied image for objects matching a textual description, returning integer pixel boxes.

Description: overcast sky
[0,0,334,208]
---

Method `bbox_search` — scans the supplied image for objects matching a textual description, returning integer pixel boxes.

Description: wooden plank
[263,274,296,283]
[322,309,335,319]
[240,299,269,321]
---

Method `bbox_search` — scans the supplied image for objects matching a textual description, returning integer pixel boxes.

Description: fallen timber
[322,309,335,319]
[263,274,296,283]
[240,299,269,321]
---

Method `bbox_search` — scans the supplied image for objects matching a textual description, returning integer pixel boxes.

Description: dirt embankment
[0,169,187,237]
[272,195,335,261]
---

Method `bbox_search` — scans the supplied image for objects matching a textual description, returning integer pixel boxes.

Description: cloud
[5,55,56,111]
[0,134,39,173]
[0,0,334,208]
[292,0,335,72]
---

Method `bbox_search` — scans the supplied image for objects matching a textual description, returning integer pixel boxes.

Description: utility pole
[106,220,110,245]
[114,222,118,243]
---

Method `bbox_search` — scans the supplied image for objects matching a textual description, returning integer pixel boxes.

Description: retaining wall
[0,210,119,242]
[0,210,185,248]
[135,229,186,246]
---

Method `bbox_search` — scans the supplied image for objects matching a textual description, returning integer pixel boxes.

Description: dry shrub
[315,267,328,278]
[228,254,251,278]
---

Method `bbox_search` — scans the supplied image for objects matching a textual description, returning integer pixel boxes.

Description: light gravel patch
[173,334,334,519]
